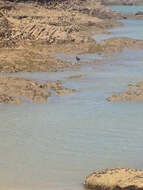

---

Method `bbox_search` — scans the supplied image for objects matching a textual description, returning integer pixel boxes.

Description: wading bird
[76,56,80,64]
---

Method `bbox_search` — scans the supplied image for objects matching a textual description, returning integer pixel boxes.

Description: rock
[0,48,72,73]
[0,0,140,74]
[135,11,143,16]
[0,77,51,104]
[41,81,63,90]
[0,12,12,39]
[107,80,143,102]
[88,37,139,54]
[0,94,23,104]
[85,168,143,190]
[0,77,76,104]
[56,88,76,96]
[67,74,85,80]
[0,0,121,46]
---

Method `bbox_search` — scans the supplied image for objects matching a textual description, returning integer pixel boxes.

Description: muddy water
[1,7,143,190]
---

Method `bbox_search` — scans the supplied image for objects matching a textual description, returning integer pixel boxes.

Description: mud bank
[0,77,76,104]
[107,80,143,102]
[85,168,143,190]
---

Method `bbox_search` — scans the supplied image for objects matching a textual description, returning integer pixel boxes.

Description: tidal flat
[1,1,143,190]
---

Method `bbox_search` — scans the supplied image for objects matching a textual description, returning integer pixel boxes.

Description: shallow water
[1,6,143,190]
[93,19,143,43]
[109,5,143,14]
[50,53,102,65]
[93,4,143,43]
[1,49,143,190]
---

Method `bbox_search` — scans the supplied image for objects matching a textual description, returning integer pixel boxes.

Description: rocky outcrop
[56,88,76,96]
[0,12,11,38]
[0,77,76,104]
[0,0,121,46]
[0,0,124,73]
[0,94,23,104]
[85,168,143,190]
[126,13,143,20]
[107,81,143,102]
[88,37,140,54]
[0,0,141,74]
[0,47,72,73]
[135,11,143,16]
[0,11,15,47]
[67,74,85,80]
[0,77,51,104]
[46,0,121,19]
